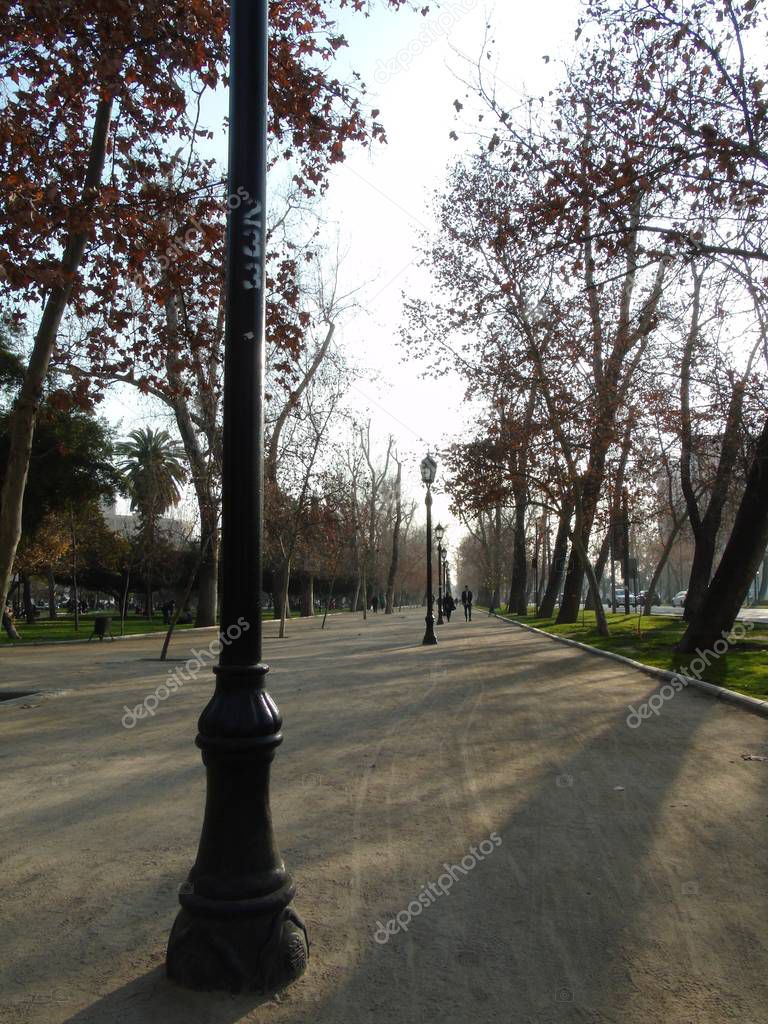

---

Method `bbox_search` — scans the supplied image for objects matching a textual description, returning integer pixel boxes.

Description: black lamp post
[421,455,438,646]
[435,523,445,625]
[443,549,449,601]
[166,0,308,993]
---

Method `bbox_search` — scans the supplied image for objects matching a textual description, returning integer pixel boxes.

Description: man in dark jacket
[461,586,473,621]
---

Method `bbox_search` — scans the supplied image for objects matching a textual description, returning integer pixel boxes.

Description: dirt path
[1,609,766,1023]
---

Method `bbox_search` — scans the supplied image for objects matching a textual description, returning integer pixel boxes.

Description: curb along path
[491,612,768,720]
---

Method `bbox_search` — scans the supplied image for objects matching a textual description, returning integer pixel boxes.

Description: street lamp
[166,0,308,993]
[420,454,438,646]
[442,549,449,602]
[435,523,445,625]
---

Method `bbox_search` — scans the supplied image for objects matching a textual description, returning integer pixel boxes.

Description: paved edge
[0,688,71,708]
[491,612,768,719]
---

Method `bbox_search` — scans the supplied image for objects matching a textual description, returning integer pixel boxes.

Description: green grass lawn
[0,607,346,645]
[0,613,199,645]
[494,609,768,701]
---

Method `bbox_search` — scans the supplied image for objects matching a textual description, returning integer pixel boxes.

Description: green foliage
[123,529,195,593]
[0,326,24,405]
[115,428,187,521]
[69,508,132,594]
[0,404,119,536]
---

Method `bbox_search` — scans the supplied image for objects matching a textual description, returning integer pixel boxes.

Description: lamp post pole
[421,455,438,646]
[166,0,308,993]
[435,527,445,626]
[622,487,631,615]
[423,487,437,645]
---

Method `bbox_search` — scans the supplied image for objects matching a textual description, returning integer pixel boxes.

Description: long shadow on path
[2,611,765,1024]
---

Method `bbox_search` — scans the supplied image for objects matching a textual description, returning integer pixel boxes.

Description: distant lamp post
[443,549,449,599]
[420,454,438,646]
[435,523,445,625]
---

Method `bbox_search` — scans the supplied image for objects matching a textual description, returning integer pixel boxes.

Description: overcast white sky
[108,0,579,560]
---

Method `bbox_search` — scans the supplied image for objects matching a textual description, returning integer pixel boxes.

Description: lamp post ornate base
[167,903,307,993]
[422,614,438,645]
[166,664,308,993]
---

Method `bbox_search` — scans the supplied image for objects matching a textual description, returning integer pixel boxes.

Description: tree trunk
[558,471,608,628]
[164,294,220,629]
[556,490,599,622]
[585,422,632,611]
[21,571,34,624]
[0,98,113,613]
[759,549,768,602]
[643,517,684,616]
[507,498,528,614]
[46,565,57,619]
[385,461,402,614]
[540,501,572,618]
[273,563,288,620]
[321,548,342,630]
[678,414,768,653]
[265,323,336,485]
[70,510,80,633]
[682,529,716,621]
[278,560,291,638]
[490,503,502,609]
[196,507,218,627]
[584,527,611,611]
[558,546,586,621]
[533,533,546,610]
[2,608,20,640]
[556,430,611,623]
[161,545,206,661]
[567,553,589,613]
[120,568,130,636]
[679,269,746,622]
[570,529,609,636]
[300,574,314,617]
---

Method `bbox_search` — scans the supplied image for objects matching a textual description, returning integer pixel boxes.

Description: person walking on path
[461,586,473,621]
[444,594,454,622]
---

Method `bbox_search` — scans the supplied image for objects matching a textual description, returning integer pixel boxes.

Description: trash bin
[91,616,113,641]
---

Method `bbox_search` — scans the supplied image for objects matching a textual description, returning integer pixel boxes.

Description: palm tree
[116,428,187,617]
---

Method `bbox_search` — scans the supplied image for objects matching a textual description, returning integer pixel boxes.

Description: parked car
[671,590,687,607]
[637,590,659,608]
